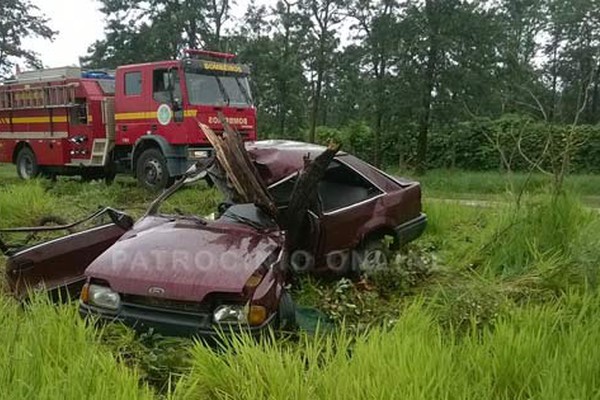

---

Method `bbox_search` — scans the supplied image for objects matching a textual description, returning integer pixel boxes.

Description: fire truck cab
[0,50,256,190]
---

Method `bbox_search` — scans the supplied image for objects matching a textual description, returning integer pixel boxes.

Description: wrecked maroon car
[0,140,426,337]
[80,202,293,337]
[252,141,426,274]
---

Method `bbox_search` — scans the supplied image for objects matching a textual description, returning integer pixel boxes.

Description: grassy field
[396,168,600,208]
[1,163,600,398]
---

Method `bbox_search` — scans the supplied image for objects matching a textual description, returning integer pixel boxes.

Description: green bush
[315,121,375,161]
[426,115,600,173]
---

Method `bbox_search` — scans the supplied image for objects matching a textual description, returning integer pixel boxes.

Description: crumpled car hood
[85,216,283,302]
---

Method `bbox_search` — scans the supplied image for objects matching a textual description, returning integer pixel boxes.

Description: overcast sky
[21,0,256,69]
[22,0,105,68]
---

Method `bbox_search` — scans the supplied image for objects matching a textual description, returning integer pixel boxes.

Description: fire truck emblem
[157,104,173,126]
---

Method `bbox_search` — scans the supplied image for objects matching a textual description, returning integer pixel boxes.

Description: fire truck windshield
[185,72,252,107]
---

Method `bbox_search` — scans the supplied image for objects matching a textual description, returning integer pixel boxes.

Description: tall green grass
[426,194,599,287]
[0,295,153,399]
[0,181,58,227]
[174,291,600,400]
[478,194,592,277]
[1,169,600,399]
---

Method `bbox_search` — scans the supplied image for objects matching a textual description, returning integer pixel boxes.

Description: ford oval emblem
[148,286,165,295]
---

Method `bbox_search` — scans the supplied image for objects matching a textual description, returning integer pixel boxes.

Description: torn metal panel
[2,208,133,299]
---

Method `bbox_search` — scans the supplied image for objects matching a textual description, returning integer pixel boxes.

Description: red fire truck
[0,50,256,190]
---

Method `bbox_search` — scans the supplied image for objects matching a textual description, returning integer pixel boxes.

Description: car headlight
[84,284,121,310]
[213,304,247,324]
[213,304,268,326]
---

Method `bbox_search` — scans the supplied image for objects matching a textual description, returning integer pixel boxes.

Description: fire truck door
[116,69,151,142]
[152,67,184,127]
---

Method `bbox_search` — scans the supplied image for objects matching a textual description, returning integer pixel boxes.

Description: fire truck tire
[136,148,174,191]
[104,160,117,186]
[16,147,40,180]
[104,172,117,186]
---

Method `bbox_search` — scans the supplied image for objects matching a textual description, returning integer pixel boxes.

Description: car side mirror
[172,98,182,112]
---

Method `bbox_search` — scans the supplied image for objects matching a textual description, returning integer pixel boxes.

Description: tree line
[2,0,600,171]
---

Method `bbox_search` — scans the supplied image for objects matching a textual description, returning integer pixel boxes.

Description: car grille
[121,294,211,314]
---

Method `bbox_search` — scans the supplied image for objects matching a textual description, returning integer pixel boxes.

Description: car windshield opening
[185,72,252,107]
[219,204,277,230]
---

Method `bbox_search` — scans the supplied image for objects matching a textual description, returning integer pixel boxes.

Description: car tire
[136,148,174,191]
[278,290,297,331]
[353,238,389,275]
[16,147,40,180]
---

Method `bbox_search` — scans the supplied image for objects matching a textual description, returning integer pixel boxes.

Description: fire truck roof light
[185,49,236,60]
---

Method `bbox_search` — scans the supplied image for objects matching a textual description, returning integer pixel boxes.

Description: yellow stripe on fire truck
[115,110,198,121]
[0,116,68,124]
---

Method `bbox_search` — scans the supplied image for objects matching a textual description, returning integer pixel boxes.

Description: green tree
[0,0,55,76]
[301,0,345,143]
[81,0,232,68]
[545,0,600,124]
[348,0,400,166]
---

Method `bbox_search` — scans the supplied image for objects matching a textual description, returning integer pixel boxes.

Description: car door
[314,160,385,272]
[2,213,131,300]
[268,175,322,272]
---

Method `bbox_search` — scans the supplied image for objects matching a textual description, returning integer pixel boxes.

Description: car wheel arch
[359,225,399,251]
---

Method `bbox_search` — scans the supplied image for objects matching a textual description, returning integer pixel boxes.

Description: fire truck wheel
[136,148,174,191]
[16,147,40,180]
[104,172,117,186]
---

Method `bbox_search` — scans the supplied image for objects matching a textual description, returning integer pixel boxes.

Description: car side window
[318,160,382,213]
[124,71,142,96]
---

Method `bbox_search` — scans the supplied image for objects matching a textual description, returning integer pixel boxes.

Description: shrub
[426,115,600,173]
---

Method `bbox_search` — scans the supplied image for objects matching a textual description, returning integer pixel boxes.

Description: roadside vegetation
[410,169,600,200]
[0,295,153,399]
[0,164,599,399]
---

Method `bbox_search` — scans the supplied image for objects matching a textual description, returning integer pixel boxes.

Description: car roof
[245,139,407,194]
[246,140,349,186]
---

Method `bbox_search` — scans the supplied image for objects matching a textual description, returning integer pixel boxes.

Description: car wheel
[354,238,389,275]
[16,147,40,180]
[136,148,174,191]
[278,290,297,331]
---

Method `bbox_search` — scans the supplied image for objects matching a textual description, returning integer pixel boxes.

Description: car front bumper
[79,301,277,338]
